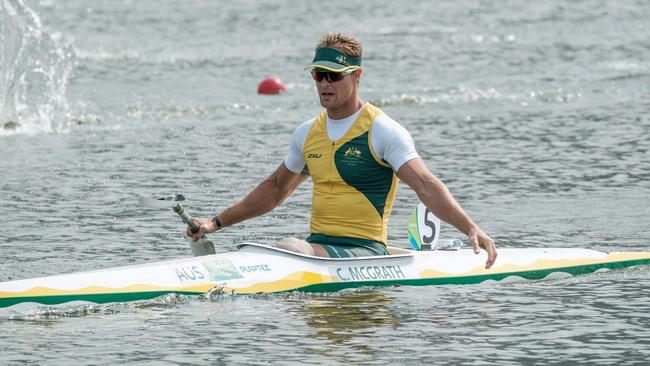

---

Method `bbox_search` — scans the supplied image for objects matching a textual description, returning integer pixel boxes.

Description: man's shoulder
[295,117,316,133]
[371,112,408,134]
[290,117,317,148]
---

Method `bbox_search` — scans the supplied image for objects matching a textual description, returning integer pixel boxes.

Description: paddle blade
[139,194,186,209]
[189,238,216,256]
[407,203,441,251]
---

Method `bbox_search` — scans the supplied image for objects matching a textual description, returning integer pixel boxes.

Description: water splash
[0,0,75,136]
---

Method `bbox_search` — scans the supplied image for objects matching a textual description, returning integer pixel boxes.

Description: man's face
[312,69,361,110]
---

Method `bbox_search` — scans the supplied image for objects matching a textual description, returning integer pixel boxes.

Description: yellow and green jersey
[302,103,399,245]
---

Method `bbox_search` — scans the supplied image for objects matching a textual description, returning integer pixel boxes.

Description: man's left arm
[397,158,497,269]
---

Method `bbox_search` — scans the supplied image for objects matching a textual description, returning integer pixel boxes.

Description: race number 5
[421,208,438,245]
[407,203,441,250]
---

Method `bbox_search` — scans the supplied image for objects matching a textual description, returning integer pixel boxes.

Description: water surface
[1,0,649,364]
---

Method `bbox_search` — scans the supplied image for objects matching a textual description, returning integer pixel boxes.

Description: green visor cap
[305,47,361,72]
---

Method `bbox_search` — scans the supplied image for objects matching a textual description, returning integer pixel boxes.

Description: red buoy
[257,76,286,95]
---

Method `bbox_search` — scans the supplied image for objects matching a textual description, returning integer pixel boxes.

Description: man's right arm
[189,119,312,241]
[189,163,306,241]
[220,162,307,226]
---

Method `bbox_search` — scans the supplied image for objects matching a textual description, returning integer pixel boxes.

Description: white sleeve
[284,119,314,174]
[371,114,420,172]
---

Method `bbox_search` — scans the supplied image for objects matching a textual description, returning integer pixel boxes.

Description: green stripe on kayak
[0,290,205,309]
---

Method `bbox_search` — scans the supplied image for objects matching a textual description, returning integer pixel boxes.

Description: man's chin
[319,97,335,109]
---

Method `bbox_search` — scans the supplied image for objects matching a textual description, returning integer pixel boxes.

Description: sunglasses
[311,69,356,83]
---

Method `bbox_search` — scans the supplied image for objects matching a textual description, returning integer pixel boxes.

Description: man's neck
[327,96,363,120]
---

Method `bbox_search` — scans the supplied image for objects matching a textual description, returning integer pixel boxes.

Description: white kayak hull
[2,243,650,312]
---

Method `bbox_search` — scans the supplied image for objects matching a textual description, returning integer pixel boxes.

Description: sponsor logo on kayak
[202,259,244,281]
[336,265,405,282]
[239,264,271,273]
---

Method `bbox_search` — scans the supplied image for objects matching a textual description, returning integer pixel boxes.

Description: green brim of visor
[305,47,361,72]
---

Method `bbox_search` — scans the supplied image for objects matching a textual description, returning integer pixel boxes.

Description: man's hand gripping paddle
[139,194,216,256]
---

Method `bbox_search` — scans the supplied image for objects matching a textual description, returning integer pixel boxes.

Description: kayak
[2,242,650,313]
[3,197,649,313]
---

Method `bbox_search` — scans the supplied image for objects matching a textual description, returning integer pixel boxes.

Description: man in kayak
[190,32,497,268]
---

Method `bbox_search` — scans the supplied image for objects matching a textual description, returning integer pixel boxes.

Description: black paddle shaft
[173,204,199,234]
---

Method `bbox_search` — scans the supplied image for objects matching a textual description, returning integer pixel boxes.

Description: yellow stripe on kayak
[0,283,216,299]
[224,271,339,294]
[419,252,650,278]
